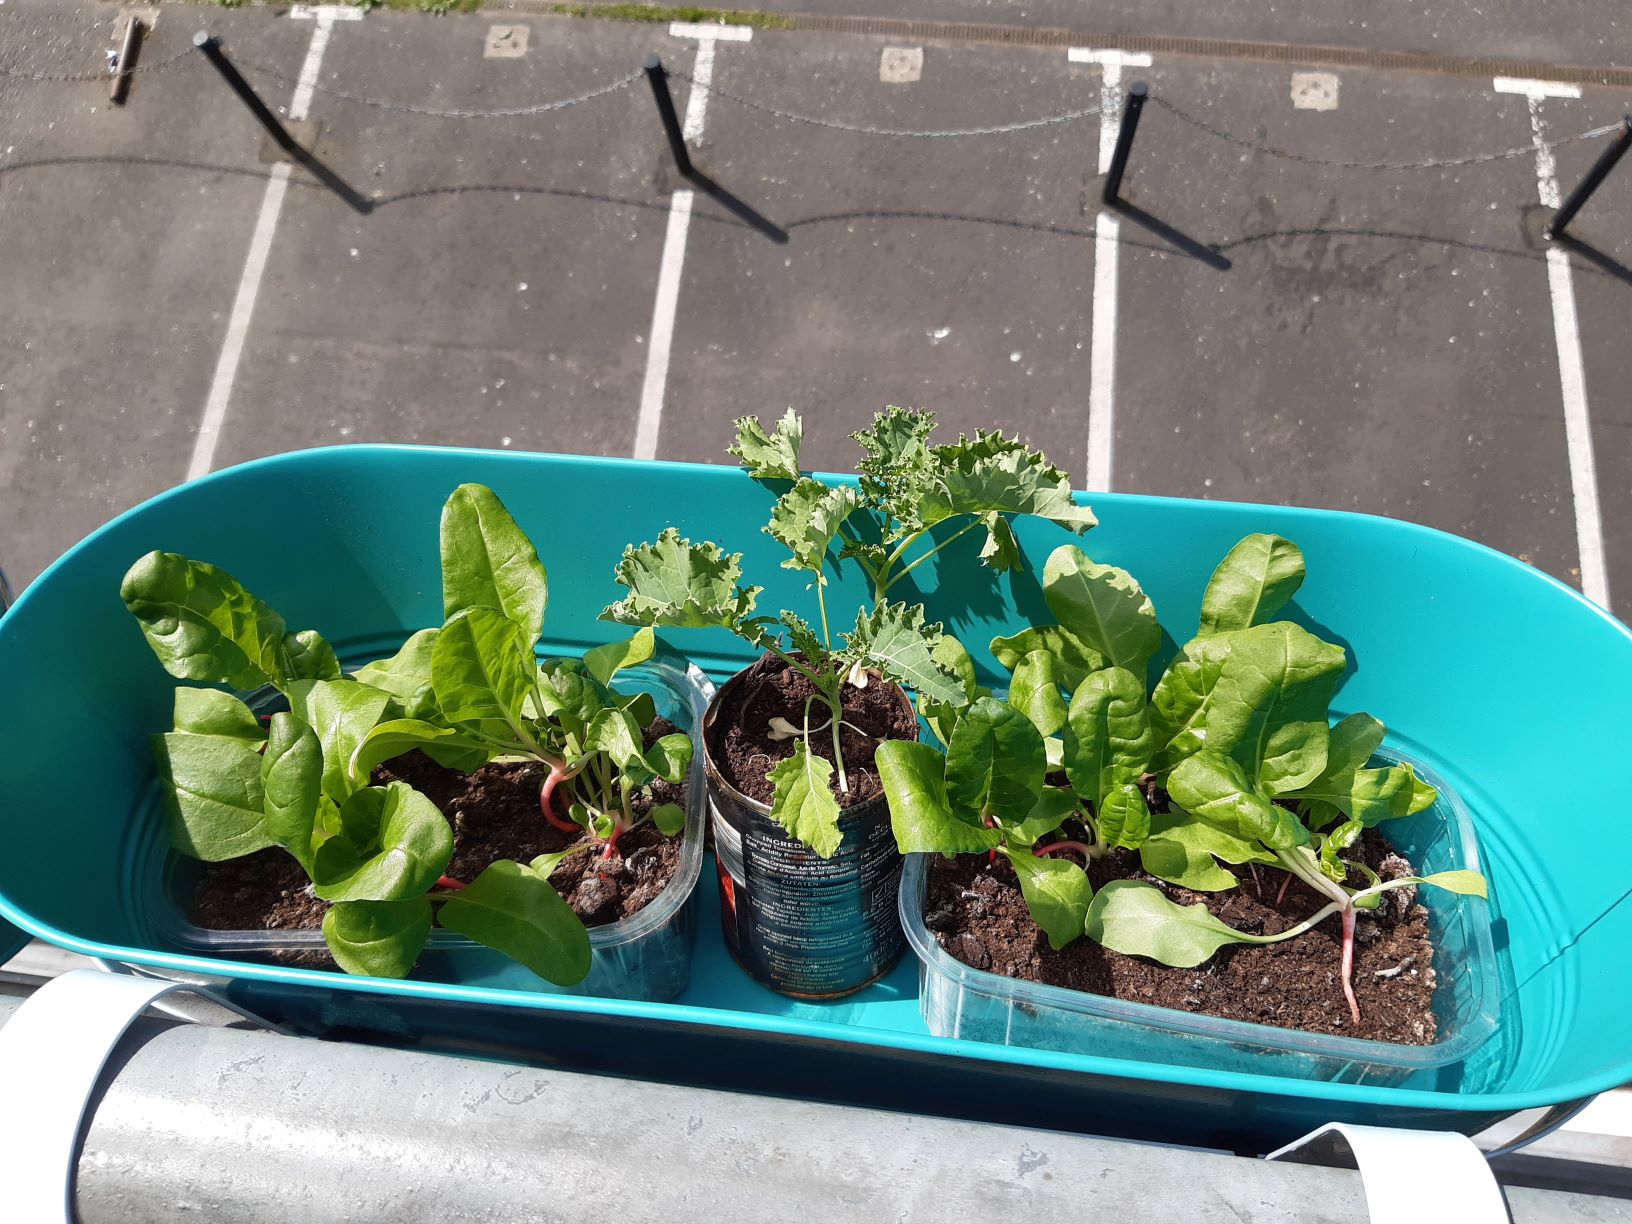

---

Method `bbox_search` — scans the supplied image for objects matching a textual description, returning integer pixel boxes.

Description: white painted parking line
[1073,48,1148,492]
[1495,77,1610,608]
[187,11,343,481]
[635,29,749,460]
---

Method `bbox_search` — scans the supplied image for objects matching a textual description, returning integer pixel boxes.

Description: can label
[712,786,905,998]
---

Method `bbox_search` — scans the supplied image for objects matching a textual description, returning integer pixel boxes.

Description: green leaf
[312,781,454,902]
[582,627,655,687]
[322,898,432,978]
[767,478,860,574]
[1042,546,1160,678]
[1198,534,1305,635]
[1205,622,1347,796]
[945,695,1046,823]
[989,626,1105,692]
[617,689,660,732]
[355,630,441,721]
[431,608,534,731]
[1009,649,1068,738]
[172,689,265,745]
[439,483,548,641]
[1416,870,1487,898]
[1063,666,1155,829]
[534,658,617,730]
[1096,781,1152,851]
[152,731,272,861]
[1347,766,1422,827]
[122,552,290,691]
[352,718,491,779]
[1085,879,1258,967]
[1138,827,1240,891]
[729,409,803,480]
[844,602,965,706]
[437,859,593,986]
[1291,712,1387,804]
[1147,808,1276,866]
[1319,819,1364,880]
[996,787,1079,848]
[1168,751,1310,850]
[585,707,651,775]
[852,406,938,533]
[877,741,1002,855]
[919,634,984,748]
[1002,847,1094,950]
[1406,770,1438,816]
[646,732,693,785]
[1150,633,1234,770]
[284,629,342,682]
[921,431,1099,556]
[261,713,323,873]
[766,741,844,859]
[602,529,762,630]
[650,803,687,836]
[286,678,395,805]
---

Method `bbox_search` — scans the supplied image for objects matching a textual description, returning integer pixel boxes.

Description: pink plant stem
[437,875,467,892]
[1034,840,1094,862]
[1275,872,1293,907]
[539,767,579,834]
[601,828,622,860]
[1340,906,1362,1027]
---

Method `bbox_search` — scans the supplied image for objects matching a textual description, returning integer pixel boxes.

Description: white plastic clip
[0,969,283,1223]
[1267,1121,1508,1223]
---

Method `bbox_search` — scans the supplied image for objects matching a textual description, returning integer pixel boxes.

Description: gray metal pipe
[0,992,1618,1223]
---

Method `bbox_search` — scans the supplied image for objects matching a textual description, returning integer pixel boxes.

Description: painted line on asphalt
[187,11,341,481]
[1075,48,1147,492]
[1497,77,1609,608]
[635,29,750,460]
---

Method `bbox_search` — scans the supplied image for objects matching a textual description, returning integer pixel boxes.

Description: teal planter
[1,444,1628,1151]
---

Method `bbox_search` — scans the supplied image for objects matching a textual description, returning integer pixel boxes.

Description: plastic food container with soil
[132,658,712,1003]
[900,747,1498,1086]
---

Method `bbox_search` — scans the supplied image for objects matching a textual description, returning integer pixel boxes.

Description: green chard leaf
[767,479,860,573]
[1138,824,1241,892]
[121,551,312,691]
[152,730,272,861]
[1085,879,1260,967]
[1009,649,1068,738]
[650,803,687,836]
[440,483,549,641]
[286,677,394,805]
[1063,666,1155,845]
[534,658,617,730]
[996,787,1079,847]
[602,530,761,630]
[945,695,1045,824]
[261,712,323,873]
[877,740,1002,855]
[646,732,693,785]
[436,859,593,986]
[355,630,441,721]
[1203,622,1347,796]
[766,741,844,859]
[1167,750,1310,850]
[172,689,265,745]
[1414,870,1487,898]
[843,602,965,707]
[322,897,432,979]
[729,409,804,480]
[352,719,491,780]
[582,626,655,687]
[919,634,984,749]
[989,625,1105,692]
[312,781,454,902]
[1198,534,1305,635]
[285,630,342,682]
[431,608,534,731]
[1042,546,1160,678]
[1150,633,1235,770]
[1002,847,1093,950]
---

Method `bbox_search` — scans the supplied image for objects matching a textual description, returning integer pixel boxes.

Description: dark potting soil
[187,718,690,955]
[709,653,919,808]
[925,827,1439,1043]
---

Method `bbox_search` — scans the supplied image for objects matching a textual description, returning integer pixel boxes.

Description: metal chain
[232,57,642,118]
[1149,95,1625,170]
[678,72,1101,138]
[0,45,193,83]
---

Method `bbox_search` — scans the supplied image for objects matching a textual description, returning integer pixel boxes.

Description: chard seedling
[604,408,1097,857]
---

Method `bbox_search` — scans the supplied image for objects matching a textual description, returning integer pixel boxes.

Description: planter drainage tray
[2,446,1629,1152]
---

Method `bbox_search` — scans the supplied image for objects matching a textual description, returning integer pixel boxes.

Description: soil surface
[926,824,1438,1043]
[188,718,690,949]
[709,653,918,808]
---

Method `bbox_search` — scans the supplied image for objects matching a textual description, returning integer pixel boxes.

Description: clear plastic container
[135,659,714,1003]
[900,748,1500,1086]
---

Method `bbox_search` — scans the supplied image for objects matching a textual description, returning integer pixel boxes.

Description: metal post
[192,32,300,155]
[645,54,693,177]
[109,16,143,106]
[1102,81,1149,206]
[1547,116,1632,239]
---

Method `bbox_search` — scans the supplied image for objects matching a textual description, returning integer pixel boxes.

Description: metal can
[703,667,914,999]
